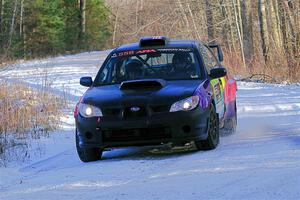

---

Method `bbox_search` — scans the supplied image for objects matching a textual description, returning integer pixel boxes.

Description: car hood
[82,80,203,108]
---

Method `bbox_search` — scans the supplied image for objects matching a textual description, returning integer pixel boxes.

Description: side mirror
[210,67,227,79]
[80,76,93,87]
[208,43,223,62]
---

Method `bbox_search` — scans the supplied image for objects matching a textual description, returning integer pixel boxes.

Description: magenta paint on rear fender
[223,101,236,120]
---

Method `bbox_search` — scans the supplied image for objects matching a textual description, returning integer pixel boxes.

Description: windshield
[94,48,202,85]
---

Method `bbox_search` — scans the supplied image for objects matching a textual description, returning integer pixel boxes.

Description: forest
[0,0,110,58]
[0,0,299,82]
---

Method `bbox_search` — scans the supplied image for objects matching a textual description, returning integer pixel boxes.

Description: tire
[76,131,103,162]
[221,101,237,135]
[195,104,220,150]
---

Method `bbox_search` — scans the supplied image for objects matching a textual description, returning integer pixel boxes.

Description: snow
[0,51,300,200]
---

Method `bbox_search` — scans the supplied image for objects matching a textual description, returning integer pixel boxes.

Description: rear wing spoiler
[208,42,223,62]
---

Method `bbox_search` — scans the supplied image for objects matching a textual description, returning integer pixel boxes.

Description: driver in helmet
[125,59,143,80]
[171,51,196,78]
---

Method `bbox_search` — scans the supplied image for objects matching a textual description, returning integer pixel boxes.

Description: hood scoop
[120,79,166,90]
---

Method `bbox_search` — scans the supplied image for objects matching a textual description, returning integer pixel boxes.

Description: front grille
[102,108,121,116]
[123,107,147,118]
[102,127,171,142]
[151,105,170,113]
[102,104,170,118]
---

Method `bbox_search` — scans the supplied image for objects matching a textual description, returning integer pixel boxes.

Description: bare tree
[205,0,214,41]
[112,5,119,46]
[268,0,282,50]
[241,0,254,69]
[233,0,246,68]
[219,0,230,51]
[258,0,270,63]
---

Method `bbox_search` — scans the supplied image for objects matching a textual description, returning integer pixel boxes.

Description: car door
[199,44,225,119]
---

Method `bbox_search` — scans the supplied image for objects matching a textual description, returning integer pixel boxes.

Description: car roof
[114,39,203,52]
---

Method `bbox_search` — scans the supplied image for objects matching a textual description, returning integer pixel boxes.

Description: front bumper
[76,107,210,149]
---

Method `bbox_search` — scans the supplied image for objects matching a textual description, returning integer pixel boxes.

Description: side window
[100,67,109,83]
[99,59,125,84]
[113,59,126,83]
[199,45,218,72]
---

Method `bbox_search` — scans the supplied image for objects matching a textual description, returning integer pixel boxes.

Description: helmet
[172,51,192,70]
[125,59,143,80]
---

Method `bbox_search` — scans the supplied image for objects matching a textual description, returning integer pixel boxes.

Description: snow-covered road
[1,51,300,200]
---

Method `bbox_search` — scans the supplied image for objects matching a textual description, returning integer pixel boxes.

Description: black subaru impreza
[74,37,237,162]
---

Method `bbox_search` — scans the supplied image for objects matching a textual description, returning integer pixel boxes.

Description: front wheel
[76,130,103,162]
[195,104,219,150]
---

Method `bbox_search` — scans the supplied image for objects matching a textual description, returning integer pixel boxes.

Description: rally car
[74,36,237,162]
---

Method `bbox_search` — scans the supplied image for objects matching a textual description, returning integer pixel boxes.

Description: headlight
[170,96,199,112]
[79,103,103,118]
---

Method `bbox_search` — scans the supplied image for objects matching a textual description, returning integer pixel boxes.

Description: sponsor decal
[157,48,192,52]
[135,49,156,54]
[111,49,156,58]
[111,48,192,58]
[213,83,222,103]
[152,36,164,39]
[210,79,225,117]
[117,50,135,57]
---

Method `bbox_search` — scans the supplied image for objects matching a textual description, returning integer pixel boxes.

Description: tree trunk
[225,1,237,53]
[7,0,18,50]
[278,1,289,56]
[0,0,3,50]
[283,1,296,55]
[112,6,119,46]
[241,0,254,69]
[20,0,23,36]
[232,0,246,69]
[135,0,139,32]
[258,0,270,63]
[219,0,231,52]
[0,0,3,35]
[79,0,86,48]
[236,0,243,41]
[205,0,214,41]
[21,0,26,58]
[269,0,282,50]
